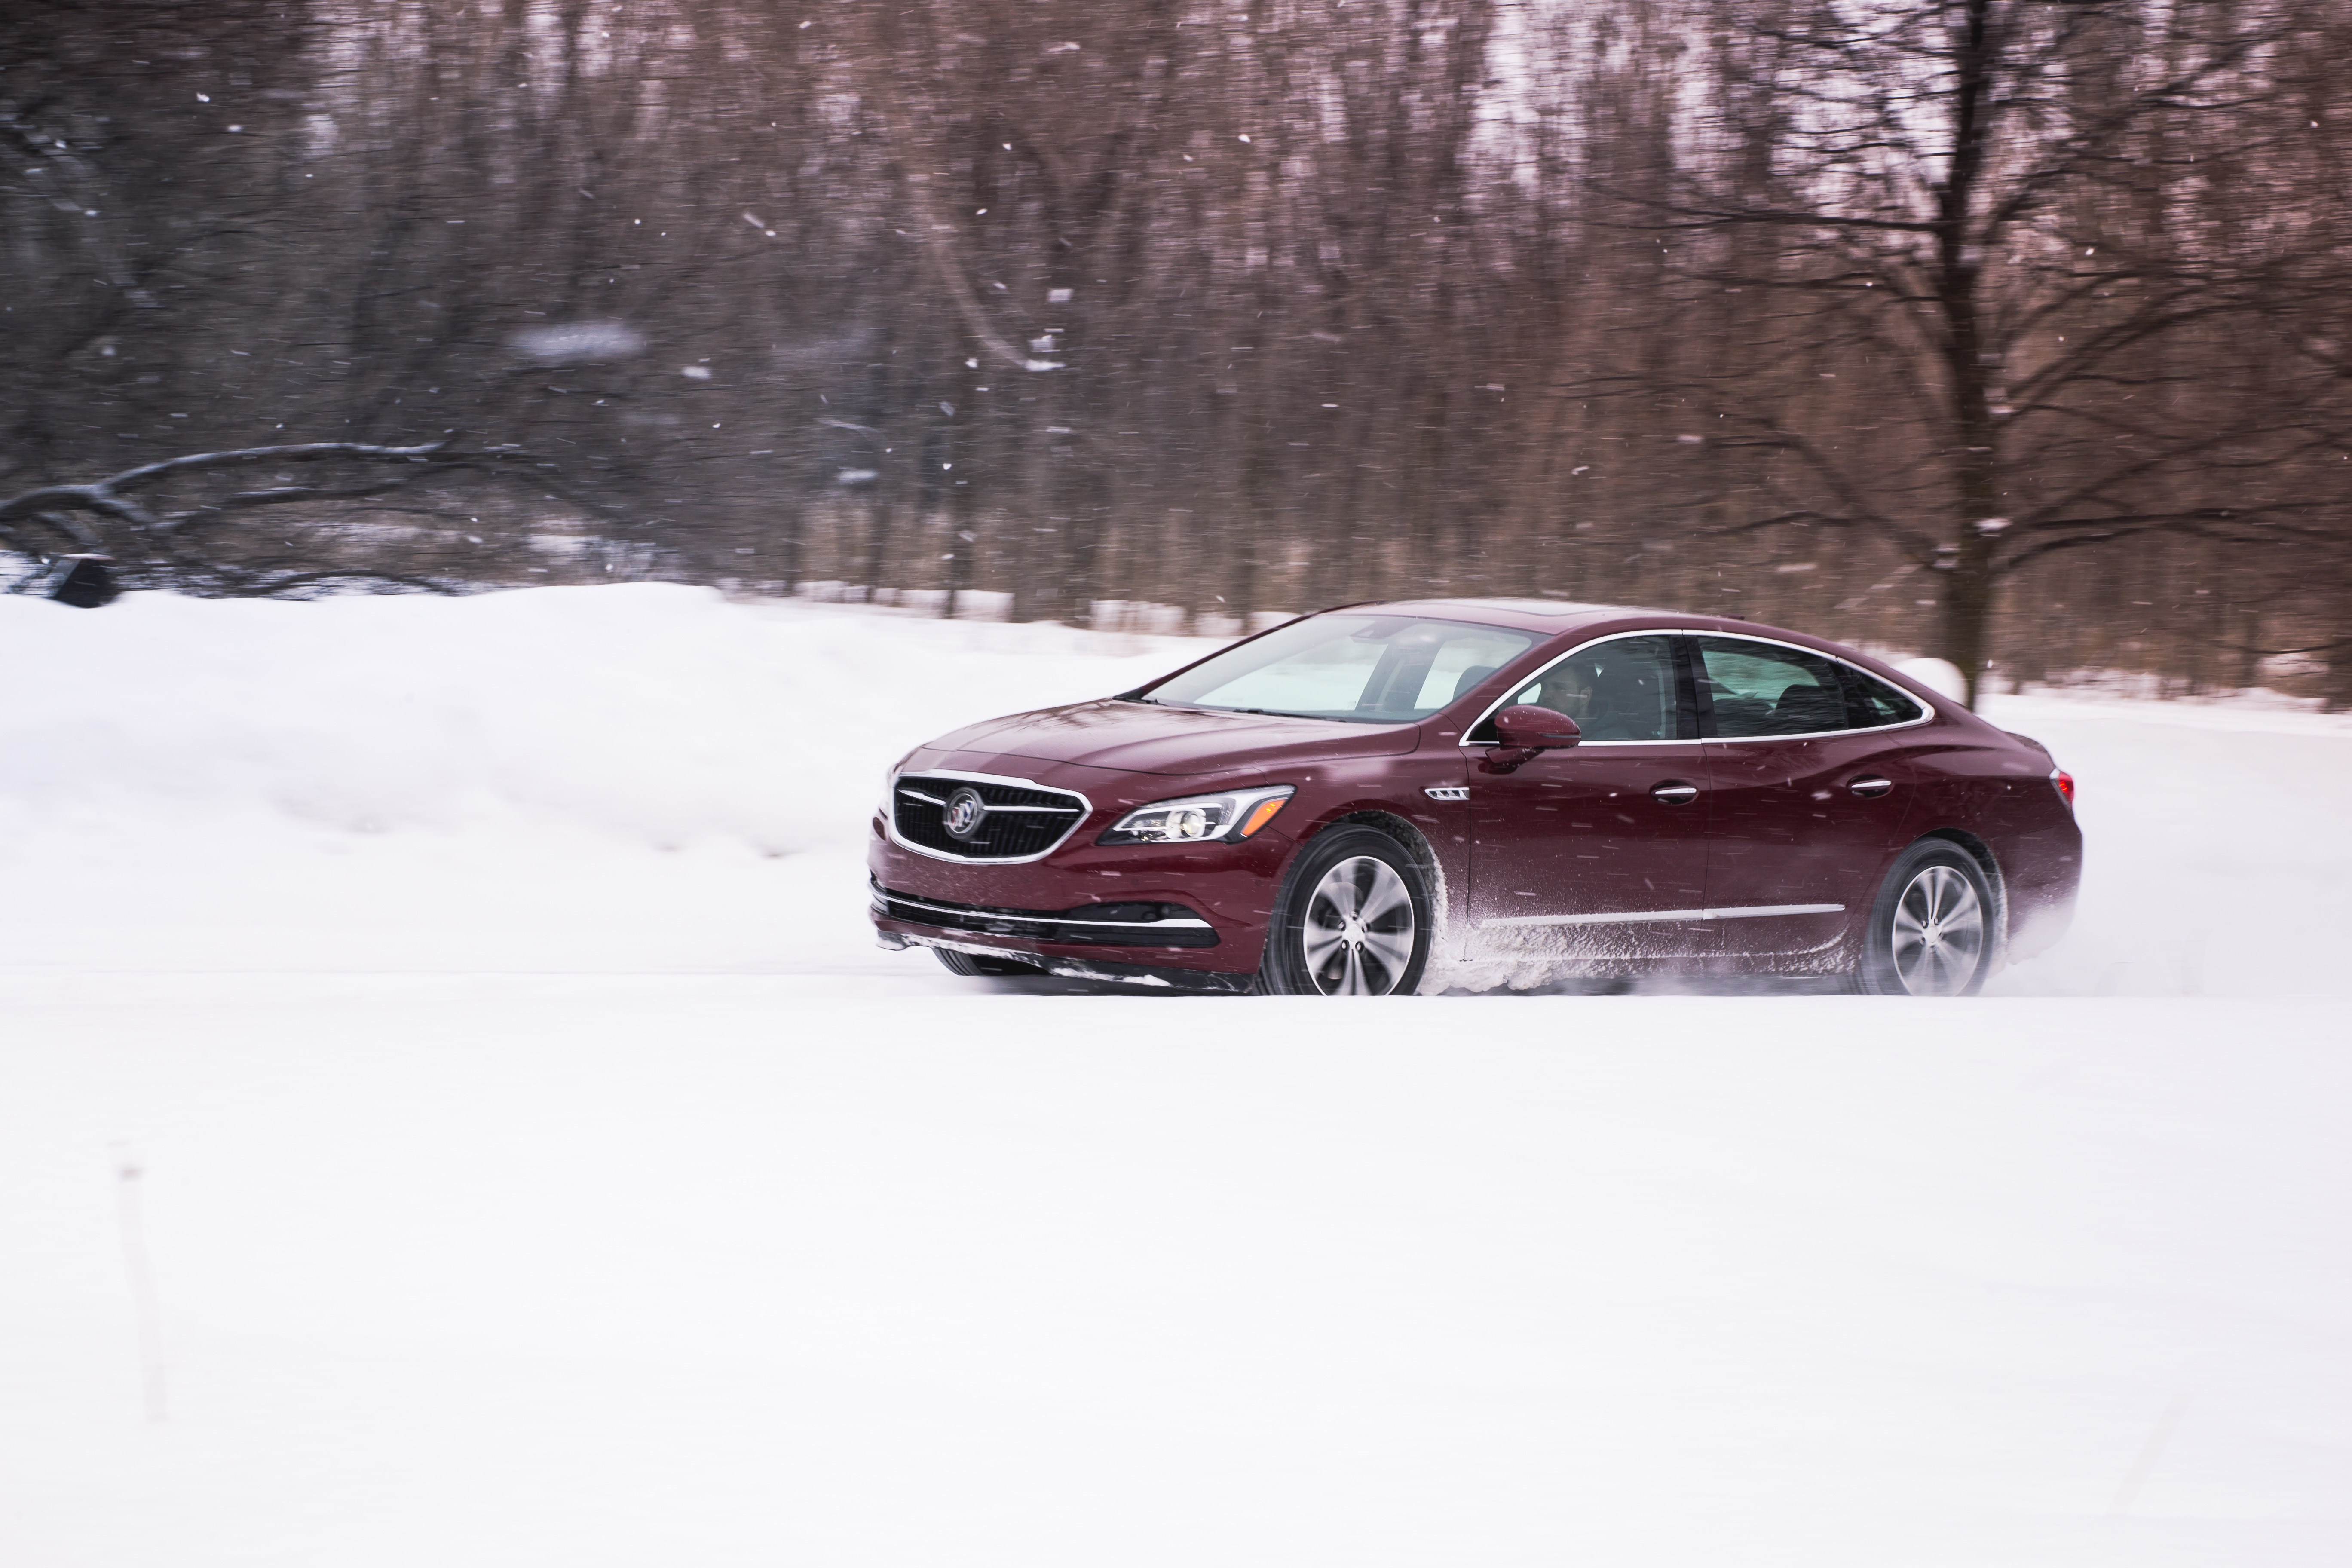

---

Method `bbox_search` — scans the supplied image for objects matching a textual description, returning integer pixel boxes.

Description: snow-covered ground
[3,586,2347,1566]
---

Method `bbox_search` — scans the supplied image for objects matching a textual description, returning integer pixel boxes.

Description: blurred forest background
[5,0,2351,707]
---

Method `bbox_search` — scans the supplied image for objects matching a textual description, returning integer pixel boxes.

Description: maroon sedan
[869,600,2081,995]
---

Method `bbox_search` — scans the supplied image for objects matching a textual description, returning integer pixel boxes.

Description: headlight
[1097,785,1294,846]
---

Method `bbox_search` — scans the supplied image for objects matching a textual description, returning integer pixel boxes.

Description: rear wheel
[1855,841,1996,996]
[1259,827,1433,996]
[932,946,1043,978]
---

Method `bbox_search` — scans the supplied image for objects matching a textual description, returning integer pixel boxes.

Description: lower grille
[873,884,1220,949]
[892,773,1088,861]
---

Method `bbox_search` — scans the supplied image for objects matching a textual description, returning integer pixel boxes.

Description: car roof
[1351,594,1866,652]
[1342,598,1962,717]
[1348,597,1863,645]
[1349,597,1694,634]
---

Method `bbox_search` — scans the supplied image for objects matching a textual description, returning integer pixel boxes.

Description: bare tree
[3,1,2343,702]
[1586,0,2351,704]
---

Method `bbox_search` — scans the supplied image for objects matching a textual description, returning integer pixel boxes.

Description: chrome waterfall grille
[890,773,1089,861]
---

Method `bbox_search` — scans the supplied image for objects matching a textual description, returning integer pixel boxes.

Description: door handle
[1650,781,1700,805]
[1847,775,1893,799]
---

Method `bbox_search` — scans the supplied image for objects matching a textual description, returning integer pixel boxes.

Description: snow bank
[0,585,1194,850]
[4,587,2349,1568]
[1893,653,1968,701]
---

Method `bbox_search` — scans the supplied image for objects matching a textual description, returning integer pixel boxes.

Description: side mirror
[1494,705,1581,750]
[1482,704,1580,773]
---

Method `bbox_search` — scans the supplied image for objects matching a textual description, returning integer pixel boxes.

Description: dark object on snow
[48,555,120,608]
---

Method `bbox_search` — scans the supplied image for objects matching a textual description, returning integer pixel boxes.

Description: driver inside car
[1526,666,1597,721]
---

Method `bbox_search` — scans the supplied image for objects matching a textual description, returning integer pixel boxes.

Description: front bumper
[872,883,1222,947]
[874,923,1258,992]
[867,808,1283,983]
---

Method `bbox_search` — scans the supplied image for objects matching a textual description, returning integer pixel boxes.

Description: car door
[1689,634,1923,958]
[1463,633,1713,962]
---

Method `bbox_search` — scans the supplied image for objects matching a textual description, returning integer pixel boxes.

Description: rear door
[1463,633,1713,962]
[1689,634,1923,958]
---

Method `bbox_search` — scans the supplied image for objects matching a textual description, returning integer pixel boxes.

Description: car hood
[918,699,1419,777]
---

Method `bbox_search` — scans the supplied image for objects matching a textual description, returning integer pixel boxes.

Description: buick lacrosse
[870,600,2081,995]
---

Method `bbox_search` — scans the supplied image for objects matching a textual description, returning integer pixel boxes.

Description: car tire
[1853,840,1998,996]
[1259,825,1433,996]
[932,946,1042,978]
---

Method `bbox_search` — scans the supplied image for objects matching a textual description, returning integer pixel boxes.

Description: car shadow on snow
[961,971,1852,998]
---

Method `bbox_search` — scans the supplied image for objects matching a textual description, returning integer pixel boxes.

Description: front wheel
[1259,826,1433,996]
[1854,841,1997,996]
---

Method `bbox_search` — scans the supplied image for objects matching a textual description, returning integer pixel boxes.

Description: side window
[1470,634,1680,743]
[1693,636,1853,738]
[1841,666,1925,728]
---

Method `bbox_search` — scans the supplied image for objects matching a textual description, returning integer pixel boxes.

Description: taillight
[2050,768,2076,809]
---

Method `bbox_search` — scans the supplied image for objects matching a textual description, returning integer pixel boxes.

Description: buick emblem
[942,786,988,840]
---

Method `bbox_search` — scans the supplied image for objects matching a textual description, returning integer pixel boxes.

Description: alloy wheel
[1301,855,1417,995]
[1887,863,1986,996]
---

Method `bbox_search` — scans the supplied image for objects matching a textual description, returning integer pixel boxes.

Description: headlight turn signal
[1097,785,1294,846]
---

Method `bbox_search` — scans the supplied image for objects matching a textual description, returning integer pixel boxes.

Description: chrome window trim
[876,888,1213,931]
[1469,737,1702,749]
[1481,902,1844,930]
[1455,628,1936,750]
[887,768,1095,864]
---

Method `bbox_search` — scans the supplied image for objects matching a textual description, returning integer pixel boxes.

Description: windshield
[1133,615,1537,724]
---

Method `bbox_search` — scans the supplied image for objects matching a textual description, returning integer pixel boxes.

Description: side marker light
[1236,795,1289,839]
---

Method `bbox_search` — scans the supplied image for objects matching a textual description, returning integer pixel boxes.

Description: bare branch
[101,439,456,493]
[0,439,539,550]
